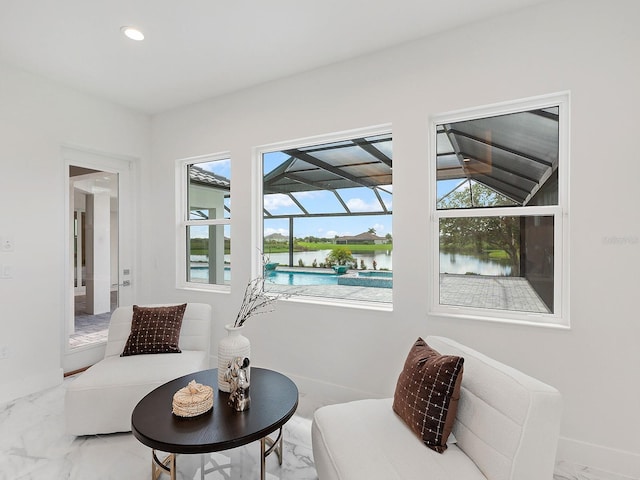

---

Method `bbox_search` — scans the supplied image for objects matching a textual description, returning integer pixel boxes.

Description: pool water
[189,266,393,288]
[266,270,338,286]
[357,270,393,278]
[190,266,231,283]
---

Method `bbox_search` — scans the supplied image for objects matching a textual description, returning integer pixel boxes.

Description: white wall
[0,62,150,402]
[1,0,637,476]
[146,0,639,476]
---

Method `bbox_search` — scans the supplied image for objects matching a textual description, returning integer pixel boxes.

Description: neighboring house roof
[190,165,230,190]
[336,232,386,242]
[265,233,289,242]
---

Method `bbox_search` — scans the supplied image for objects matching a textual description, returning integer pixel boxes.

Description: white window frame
[176,152,231,292]
[429,92,570,328]
[253,124,393,311]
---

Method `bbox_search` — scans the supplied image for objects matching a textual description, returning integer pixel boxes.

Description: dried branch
[233,253,289,328]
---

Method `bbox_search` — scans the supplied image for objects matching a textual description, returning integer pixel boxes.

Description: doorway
[69,167,119,348]
[63,147,135,373]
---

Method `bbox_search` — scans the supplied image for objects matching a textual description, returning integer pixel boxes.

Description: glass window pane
[291,190,346,214]
[367,136,392,159]
[336,187,384,213]
[437,179,518,209]
[436,107,559,209]
[189,159,230,219]
[262,132,393,304]
[264,193,304,215]
[439,215,553,313]
[264,218,289,257]
[187,225,230,285]
[263,151,290,175]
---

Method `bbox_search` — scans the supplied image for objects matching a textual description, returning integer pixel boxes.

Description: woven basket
[172,380,213,417]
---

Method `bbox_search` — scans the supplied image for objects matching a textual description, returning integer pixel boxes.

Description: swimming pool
[190,266,393,288]
[266,270,338,286]
[190,265,231,283]
[266,269,393,288]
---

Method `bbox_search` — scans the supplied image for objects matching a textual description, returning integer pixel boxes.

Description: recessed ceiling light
[121,26,144,41]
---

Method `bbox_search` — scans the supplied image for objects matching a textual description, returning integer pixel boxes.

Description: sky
[194,153,393,239]
[264,215,391,239]
[262,151,392,238]
[263,187,392,238]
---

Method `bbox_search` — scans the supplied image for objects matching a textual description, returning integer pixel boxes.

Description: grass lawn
[486,249,510,260]
[264,241,393,253]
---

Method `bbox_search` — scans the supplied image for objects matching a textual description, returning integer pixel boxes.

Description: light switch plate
[1,264,12,278]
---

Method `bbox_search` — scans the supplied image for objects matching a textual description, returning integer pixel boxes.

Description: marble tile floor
[1,378,628,480]
[1,377,315,480]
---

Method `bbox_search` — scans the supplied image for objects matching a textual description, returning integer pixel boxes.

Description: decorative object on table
[225,357,251,411]
[217,324,251,392]
[172,379,213,417]
[217,253,289,392]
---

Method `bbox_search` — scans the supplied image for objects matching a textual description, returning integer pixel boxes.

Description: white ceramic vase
[217,324,251,392]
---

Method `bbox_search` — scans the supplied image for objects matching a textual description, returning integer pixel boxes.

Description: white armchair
[65,303,212,436]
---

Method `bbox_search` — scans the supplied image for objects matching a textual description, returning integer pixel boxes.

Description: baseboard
[0,367,63,405]
[557,436,640,480]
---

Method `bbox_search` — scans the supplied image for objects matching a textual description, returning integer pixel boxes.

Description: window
[431,94,569,327]
[258,127,393,306]
[177,154,231,289]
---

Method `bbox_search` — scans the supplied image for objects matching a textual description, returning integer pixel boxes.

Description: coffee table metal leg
[260,427,284,479]
[152,449,176,480]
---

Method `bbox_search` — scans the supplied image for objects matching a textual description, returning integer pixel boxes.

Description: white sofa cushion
[312,398,487,480]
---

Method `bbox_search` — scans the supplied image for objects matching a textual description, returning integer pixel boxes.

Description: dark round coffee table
[131,367,298,480]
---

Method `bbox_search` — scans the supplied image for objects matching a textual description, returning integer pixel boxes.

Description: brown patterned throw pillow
[121,304,187,356]
[392,337,464,453]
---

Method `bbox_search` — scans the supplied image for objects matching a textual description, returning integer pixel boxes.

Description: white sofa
[65,303,212,436]
[312,336,562,480]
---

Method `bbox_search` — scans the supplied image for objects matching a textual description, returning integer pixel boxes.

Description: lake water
[439,252,512,276]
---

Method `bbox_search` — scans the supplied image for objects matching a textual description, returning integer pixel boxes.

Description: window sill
[428,307,569,330]
[282,294,393,312]
[177,283,231,294]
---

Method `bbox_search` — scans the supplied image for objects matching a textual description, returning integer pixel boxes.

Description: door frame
[62,145,138,372]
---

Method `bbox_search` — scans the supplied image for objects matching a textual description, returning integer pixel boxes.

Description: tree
[367,227,376,234]
[325,247,355,266]
[438,181,521,275]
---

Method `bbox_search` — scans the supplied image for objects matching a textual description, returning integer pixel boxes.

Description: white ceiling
[0,0,551,114]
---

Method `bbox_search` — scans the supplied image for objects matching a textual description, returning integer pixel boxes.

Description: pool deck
[69,292,116,348]
[267,268,550,313]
